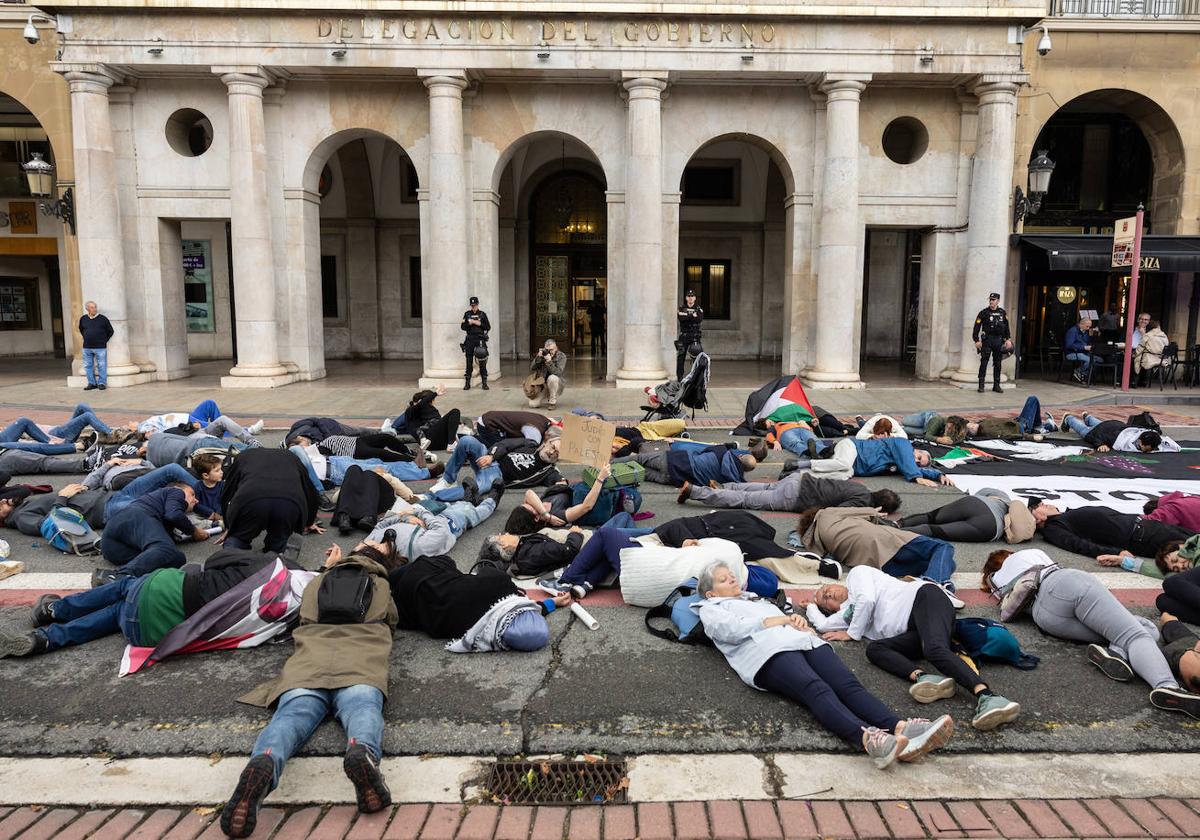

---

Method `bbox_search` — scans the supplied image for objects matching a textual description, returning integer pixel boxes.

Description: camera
[23,21,39,44]
[1036,27,1051,56]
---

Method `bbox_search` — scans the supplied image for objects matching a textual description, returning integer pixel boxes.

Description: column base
[615,368,668,389]
[67,371,157,388]
[800,370,865,390]
[220,365,300,389]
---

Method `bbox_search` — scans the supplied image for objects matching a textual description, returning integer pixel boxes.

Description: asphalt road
[0,429,1192,761]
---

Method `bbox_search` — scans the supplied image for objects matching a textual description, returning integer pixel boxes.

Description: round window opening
[165,108,214,157]
[882,117,929,165]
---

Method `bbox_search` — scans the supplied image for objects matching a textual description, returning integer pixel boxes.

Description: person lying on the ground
[1125,534,1200,581]
[653,510,793,560]
[480,526,587,581]
[94,483,207,587]
[679,471,900,515]
[224,540,399,839]
[386,386,462,452]
[1157,561,1200,625]
[695,560,954,769]
[0,416,85,456]
[288,442,437,495]
[758,417,821,458]
[1061,412,1179,453]
[363,493,501,561]
[1145,492,1200,533]
[284,415,377,447]
[854,415,908,441]
[898,412,970,446]
[1030,499,1195,565]
[0,449,87,479]
[80,446,153,492]
[131,401,263,443]
[0,547,308,660]
[293,430,421,463]
[1157,612,1200,694]
[221,448,322,554]
[614,441,758,488]
[145,428,251,468]
[429,435,560,501]
[795,506,957,588]
[331,464,402,535]
[503,465,636,534]
[611,419,688,457]
[809,437,953,488]
[389,553,571,651]
[899,488,1036,544]
[806,565,1020,732]
[978,549,1200,719]
[1,403,125,450]
[474,410,558,446]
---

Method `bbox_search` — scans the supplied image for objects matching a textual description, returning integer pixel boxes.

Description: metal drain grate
[483,758,629,804]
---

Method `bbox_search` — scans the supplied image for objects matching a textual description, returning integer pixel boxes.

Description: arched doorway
[528,170,607,357]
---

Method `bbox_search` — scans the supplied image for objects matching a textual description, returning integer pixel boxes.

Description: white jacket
[806,565,933,641]
[694,595,825,688]
[619,537,746,607]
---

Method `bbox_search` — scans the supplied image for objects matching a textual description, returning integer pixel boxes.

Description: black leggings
[353,432,414,462]
[334,465,396,521]
[420,409,461,452]
[814,413,858,437]
[899,496,999,542]
[1157,566,1200,625]
[865,585,983,694]
[225,497,302,554]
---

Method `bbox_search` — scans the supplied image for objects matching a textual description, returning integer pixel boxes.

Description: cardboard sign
[559,412,616,469]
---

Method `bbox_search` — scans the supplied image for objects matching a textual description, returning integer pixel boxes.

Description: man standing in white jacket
[806,566,1021,731]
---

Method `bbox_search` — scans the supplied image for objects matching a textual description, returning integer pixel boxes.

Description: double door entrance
[531,250,607,359]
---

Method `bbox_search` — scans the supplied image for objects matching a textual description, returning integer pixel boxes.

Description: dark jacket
[181,548,305,617]
[78,314,114,349]
[654,511,791,559]
[397,391,441,436]
[796,473,874,510]
[512,531,583,577]
[1064,325,1090,354]
[461,309,491,340]
[490,438,562,487]
[1082,420,1127,449]
[389,554,523,639]
[666,444,744,487]
[677,305,704,343]
[1041,507,1138,557]
[286,417,360,445]
[221,448,319,530]
[972,307,1010,341]
[480,411,553,441]
[125,487,194,534]
[8,489,109,535]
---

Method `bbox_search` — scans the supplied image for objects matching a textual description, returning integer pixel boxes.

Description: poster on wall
[182,239,215,333]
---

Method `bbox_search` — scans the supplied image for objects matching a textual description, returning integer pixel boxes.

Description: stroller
[641,352,710,421]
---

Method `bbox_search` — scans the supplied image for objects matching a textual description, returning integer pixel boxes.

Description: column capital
[419,70,469,93]
[819,74,871,100]
[56,65,123,95]
[621,72,668,98]
[108,83,138,106]
[213,66,272,93]
[971,73,1027,101]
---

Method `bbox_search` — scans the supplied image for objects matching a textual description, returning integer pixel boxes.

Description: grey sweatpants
[1032,569,1176,689]
[0,450,87,475]
[196,416,253,444]
[614,451,669,485]
[688,473,803,511]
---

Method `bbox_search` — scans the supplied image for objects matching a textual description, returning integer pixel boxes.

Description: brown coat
[239,555,398,708]
[801,506,916,569]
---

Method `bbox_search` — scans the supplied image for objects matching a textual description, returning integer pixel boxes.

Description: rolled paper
[570,602,600,630]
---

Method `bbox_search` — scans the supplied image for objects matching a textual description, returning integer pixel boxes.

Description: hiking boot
[91,568,119,589]
[806,438,820,459]
[344,742,392,814]
[1088,643,1134,682]
[897,714,954,762]
[971,693,1020,730]
[463,378,471,391]
[334,512,353,536]
[992,384,1003,393]
[30,594,62,628]
[910,674,957,703]
[0,629,48,659]
[677,481,691,505]
[977,383,985,393]
[1150,686,1200,719]
[817,558,843,580]
[220,754,275,838]
[481,382,490,391]
[862,726,905,769]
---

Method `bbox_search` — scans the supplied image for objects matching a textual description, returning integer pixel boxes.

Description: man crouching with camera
[527,339,568,410]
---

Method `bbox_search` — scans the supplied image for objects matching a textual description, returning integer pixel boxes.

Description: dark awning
[1016,234,1200,273]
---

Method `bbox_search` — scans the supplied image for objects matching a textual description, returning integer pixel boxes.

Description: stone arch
[489,129,609,197]
[301,127,415,197]
[670,131,797,197]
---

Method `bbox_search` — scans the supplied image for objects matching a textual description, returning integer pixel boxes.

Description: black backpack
[1126,411,1161,433]
[316,564,374,624]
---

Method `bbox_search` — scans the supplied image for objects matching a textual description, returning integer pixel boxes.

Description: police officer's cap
[989,292,1000,300]
[469,296,479,305]
[685,289,697,297]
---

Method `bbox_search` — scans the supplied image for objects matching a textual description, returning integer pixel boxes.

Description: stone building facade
[16,0,1172,388]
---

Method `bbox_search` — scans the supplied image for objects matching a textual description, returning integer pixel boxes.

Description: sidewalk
[3,797,1199,839]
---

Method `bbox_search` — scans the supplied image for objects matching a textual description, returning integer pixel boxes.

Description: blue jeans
[901,411,938,437]
[1065,351,1091,375]
[1065,413,1102,438]
[0,418,76,455]
[882,536,957,588]
[83,348,108,386]
[188,399,222,426]
[328,457,428,486]
[778,427,817,457]
[289,446,326,493]
[598,511,654,537]
[441,498,496,536]
[252,685,385,790]
[1016,396,1042,435]
[49,403,113,441]
[560,529,637,587]
[440,435,503,496]
[101,507,186,577]
[42,575,147,650]
[105,463,196,520]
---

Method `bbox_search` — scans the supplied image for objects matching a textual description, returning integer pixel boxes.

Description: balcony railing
[1049,0,1200,17]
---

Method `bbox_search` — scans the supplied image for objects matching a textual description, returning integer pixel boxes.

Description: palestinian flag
[734,376,816,435]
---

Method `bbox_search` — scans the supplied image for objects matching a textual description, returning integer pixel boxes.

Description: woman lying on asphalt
[981,548,1200,719]
[693,560,954,769]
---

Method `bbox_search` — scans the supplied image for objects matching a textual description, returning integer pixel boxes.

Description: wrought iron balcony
[1049,0,1200,17]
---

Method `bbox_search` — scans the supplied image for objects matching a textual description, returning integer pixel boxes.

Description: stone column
[952,76,1022,385]
[62,68,149,387]
[617,73,669,386]
[419,71,471,387]
[216,67,294,388]
[472,187,502,380]
[806,74,870,389]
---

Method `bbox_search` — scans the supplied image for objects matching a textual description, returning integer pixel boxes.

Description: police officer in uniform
[675,290,704,380]
[461,296,491,391]
[972,292,1012,393]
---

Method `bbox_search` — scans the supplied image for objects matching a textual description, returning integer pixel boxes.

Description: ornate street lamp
[22,152,75,235]
[1013,149,1056,231]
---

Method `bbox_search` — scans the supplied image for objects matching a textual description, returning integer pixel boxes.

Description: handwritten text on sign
[559,413,616,470]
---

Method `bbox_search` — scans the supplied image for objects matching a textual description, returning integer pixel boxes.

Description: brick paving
[6,799,1200,839]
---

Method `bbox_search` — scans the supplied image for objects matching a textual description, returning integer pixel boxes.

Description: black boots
[463,376,471,391]
[481,380,490,390]
[978,382,985,393]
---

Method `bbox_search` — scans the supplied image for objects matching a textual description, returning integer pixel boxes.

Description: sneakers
[425,452,439,465]
[971,693,1020,731]
[381,417,394,432]
[220,754,275,838]
[30,594,61,628]
[862,726,906,769]
[677,481,691,505]
[248,419,265,435]
[1087,643,1134,682]
[427,478,451,494]
[537,577,590,600]
[91,568,119,589]
[1042,412,1058,432]
[1150,686,1200,720]
[910,674,957,704]
[344,742,392,814]
[939,585,965,609]
[1072,368,1085,383]
[818,558,843,580]
[318,493,336,512]
[0,629,48,658]
[896,715,954,762]
[84,383,97,391]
